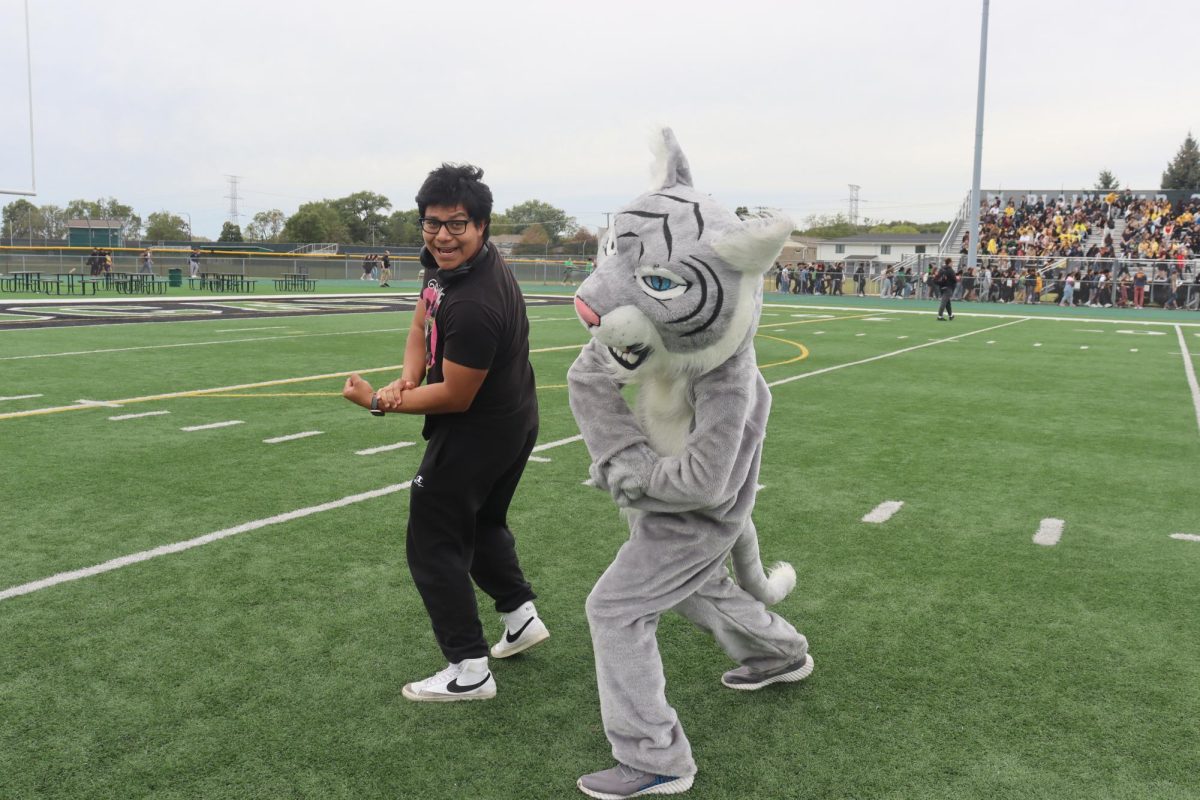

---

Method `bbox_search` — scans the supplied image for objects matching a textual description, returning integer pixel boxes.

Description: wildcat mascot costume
[568,129,812,798]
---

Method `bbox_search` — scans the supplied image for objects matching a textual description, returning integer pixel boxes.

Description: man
[378,250,392,288]
[342,163,548,702]
[380,250,392,287]
[936,257,957,321]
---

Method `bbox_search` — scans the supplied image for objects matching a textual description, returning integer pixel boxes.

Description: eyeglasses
[419,217,471,235]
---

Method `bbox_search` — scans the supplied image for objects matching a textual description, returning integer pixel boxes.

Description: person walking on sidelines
[936,257,957,321]
[380,250,392,286]
[342,162,548,703]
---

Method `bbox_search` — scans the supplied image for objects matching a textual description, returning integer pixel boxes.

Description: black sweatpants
[938,287,954,318]
[406,421,539,662]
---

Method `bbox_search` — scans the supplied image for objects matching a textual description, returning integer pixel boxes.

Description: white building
[809,233,944,274]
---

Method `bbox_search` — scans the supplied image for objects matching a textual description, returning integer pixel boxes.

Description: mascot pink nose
[574,295,601,327]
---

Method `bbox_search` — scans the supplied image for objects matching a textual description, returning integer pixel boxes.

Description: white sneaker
[490,601,550,658]
[402,657,496,702]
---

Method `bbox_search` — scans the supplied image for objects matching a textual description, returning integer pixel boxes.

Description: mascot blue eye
[644,275,676,292]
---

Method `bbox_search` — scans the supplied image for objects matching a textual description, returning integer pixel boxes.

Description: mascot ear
[712,211,795,275]
[649,127,693,191]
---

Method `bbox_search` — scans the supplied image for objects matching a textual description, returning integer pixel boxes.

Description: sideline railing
[0,248,600,286]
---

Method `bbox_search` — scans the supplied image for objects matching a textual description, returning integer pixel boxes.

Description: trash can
[168,268,182,287]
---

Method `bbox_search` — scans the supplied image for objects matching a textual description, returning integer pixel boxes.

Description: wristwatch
[369,393,385,417]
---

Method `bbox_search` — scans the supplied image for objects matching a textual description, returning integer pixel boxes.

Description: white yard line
[215,326,291,332]
[862,501,904,524]
[759,302,1200,328]
[766,318,1029,389]
[1033,518,1065,547]
[181,420,244,432]
[0,435,586,602]
[0,393,42,401]
[527,456,552,463]
[263,430,323,444]
[1170,533,1200,542]
[1176,325,1200,436]
[355,441,416,455]
[108,410,170,421]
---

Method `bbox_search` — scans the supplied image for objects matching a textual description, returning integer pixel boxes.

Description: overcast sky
[1,0,1196,239]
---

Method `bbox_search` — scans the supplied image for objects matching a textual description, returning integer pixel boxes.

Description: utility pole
[225,175,242,227]
[848,184,861,226]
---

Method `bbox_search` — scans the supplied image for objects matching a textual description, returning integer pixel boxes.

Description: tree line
[1,189,596,253]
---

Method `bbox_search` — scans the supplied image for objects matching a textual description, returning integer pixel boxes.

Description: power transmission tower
[225,175,242,225]
[847,184,861,226]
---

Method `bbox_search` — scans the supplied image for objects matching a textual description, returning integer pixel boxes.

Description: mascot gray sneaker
[568,128,813,793]
[577,763,693,799]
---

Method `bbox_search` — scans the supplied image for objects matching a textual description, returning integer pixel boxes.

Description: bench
[273,275,317,291]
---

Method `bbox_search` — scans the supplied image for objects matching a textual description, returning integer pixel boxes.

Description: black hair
[415,163,493,239]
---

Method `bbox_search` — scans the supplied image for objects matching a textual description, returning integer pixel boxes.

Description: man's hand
[342,373,374,409]
[377,378,417,412]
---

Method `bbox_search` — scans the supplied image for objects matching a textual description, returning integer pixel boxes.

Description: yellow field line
[200,392,342,398]
[1,328,827,420]
[756,334,810,368]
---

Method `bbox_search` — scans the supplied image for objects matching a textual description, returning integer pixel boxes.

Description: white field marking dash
[1074,329,1106,333]
[527,456,552,463]
[1033,518,1065,547]
[1080,346,1089,350]
[0,394,43,402]
[263,430,323,444]
[355,441,415,455]
[1176,325,1200,436]
[862,501,904,524]
[532,434,583,452]
[1116,330,1166,336]
[0,435,589,601]
[181,420,244,432]
[108,410,170,421]
[1170,533,1200,542]
[1033,343,1042,347]
[1131,349,1138,352]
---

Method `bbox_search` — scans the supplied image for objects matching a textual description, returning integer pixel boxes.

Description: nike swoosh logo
[446,673,491,693]
[505,617,535,644]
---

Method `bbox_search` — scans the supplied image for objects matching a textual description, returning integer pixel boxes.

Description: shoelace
[616,763,648,782]
[419,663,460,688]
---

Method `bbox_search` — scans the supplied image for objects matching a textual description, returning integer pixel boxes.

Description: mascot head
[573,128,793,382]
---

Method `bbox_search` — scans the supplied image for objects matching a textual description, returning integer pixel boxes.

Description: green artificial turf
[2,300,1198,799]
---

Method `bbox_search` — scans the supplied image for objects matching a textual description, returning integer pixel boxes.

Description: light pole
[966,0,990,271]
[181,212,192,242]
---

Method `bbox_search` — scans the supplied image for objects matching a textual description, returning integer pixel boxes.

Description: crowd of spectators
[964,192,1199,267]
[767,194,1199,310]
